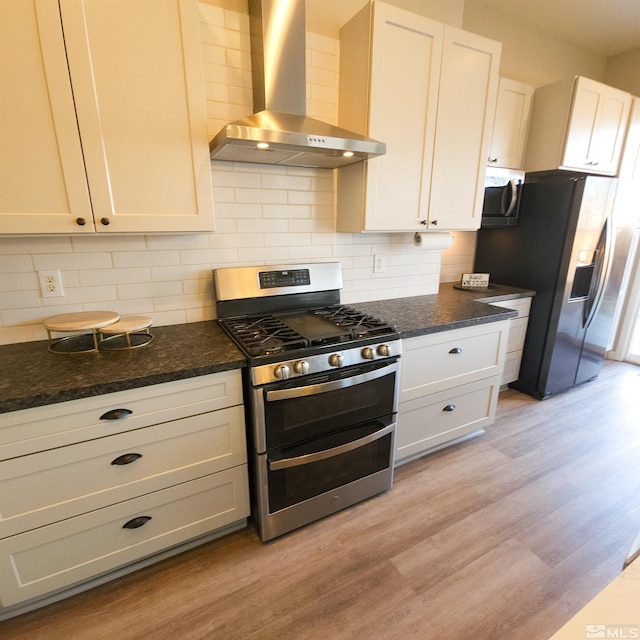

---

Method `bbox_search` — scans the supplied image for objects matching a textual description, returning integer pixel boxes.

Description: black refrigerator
[475,170,626,400]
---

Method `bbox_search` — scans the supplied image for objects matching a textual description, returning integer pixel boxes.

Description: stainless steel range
[213,263,401,541]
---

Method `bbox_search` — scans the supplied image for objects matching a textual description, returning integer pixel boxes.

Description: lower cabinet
[0,370,249,617]
[395,321,509,465]
[489,297,532,386]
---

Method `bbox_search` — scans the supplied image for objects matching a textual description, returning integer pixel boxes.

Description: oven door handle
[268,423,394,471]
[264,362,398,402]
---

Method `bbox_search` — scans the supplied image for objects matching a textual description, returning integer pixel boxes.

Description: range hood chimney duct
[209,0,386,169]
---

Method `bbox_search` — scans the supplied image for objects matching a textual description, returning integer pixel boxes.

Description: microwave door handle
[268,423,394,471]
[502,180,518,216]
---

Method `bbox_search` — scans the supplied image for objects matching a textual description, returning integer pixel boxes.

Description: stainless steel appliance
[475,170,634,399]
[481,167,524,227]
[209,0,385,168]
[213,263,401,541]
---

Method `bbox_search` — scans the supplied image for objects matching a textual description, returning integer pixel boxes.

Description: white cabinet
[0,371,249,615]
[0,0,214,235]
[525,76,631,176]
[490,297,532,385]
[395,321,509,465]
[488,78,533,169]
[337,1,500,232]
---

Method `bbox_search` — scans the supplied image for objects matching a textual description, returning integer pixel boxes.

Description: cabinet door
[363,4,443,231]
[488,78,533,169]
[0,0,94,233]
[563,77,631,175]
[428,27,501,230]
[60,0,214,233]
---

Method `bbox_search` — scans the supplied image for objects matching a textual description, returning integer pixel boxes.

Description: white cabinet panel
[0,468,249,607]
[0,370,249,614]
[488,78,533,169]
[396,321,509,464]
[525,76,631,176]
[396,377,499,463]
[0,0,214,234]
[337,1,500,232]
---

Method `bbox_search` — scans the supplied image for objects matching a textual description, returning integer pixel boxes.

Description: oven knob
[377,344,391,357]
[274,364,291,380]
[294,360,310,375]
[328,353,344,368]
[361,347,375,360]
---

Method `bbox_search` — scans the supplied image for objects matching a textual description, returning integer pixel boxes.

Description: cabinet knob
[443,404,456,412]
[420,220,427,226]
[431,220,438,226]
[488,157,498,163]
[122,516,152,530]
[100,217,110,226]
[449,347,462,355]
[75,217,87,226]
[100,408,133,421]
[111,453,142,466]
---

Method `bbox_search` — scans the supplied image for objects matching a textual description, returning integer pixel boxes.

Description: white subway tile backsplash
[78,268,151,286]
[0,6,474,344]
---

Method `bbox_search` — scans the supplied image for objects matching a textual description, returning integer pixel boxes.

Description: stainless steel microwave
[481,167,524,227]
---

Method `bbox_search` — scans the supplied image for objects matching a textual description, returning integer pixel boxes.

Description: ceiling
[306,0,640,57]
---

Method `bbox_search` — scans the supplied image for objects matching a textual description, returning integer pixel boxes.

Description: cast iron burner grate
[311,306,396,339]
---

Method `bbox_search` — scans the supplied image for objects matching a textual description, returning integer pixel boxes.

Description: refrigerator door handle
[584,216,615,329]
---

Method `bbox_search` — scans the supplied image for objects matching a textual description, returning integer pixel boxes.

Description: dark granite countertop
[0,283,534,414]
[0,321,245,414]
[357,282,535,339]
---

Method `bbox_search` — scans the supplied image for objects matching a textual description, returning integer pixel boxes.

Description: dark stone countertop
[0,321,245,414]
[0,283,534,414]
[357,282,535,339]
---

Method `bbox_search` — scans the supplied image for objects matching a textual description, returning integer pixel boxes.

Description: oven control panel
[259,269,310,289]
[251,340,402,386]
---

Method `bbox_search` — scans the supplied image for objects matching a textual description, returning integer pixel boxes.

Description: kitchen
[1,0,640,637]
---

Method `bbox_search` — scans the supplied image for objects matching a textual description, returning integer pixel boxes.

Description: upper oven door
[251,359,399,453]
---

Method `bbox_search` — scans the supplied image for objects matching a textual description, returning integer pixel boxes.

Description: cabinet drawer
[1,370,243,460]
[490,297,531,318]
[400,322,509,401]
[0,405,246,538]
[396,377,499,463]
[501,350,523,386]
[505,316,528,352]
[0,467,250,607]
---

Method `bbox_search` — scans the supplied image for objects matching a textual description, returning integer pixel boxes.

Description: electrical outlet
[38,270,64,298]
[373,253,386,273]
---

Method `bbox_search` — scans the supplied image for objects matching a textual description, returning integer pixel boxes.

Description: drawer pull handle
[100,408,133,421]
[123,516,152,530]
[111,453,142,466]
[443,404,456,412]
[449,347,462,354]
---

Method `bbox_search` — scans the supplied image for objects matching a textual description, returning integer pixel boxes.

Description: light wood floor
[2,361,640,640]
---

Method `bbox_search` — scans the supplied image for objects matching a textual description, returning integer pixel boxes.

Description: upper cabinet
[524,76,632,176]
[0,0,214,235]
[336,1,501,233]
[487,78,533,169]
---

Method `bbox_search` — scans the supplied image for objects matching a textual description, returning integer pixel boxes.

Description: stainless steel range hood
[209,0,385,169]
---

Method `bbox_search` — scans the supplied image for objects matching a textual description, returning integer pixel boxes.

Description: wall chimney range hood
[209,0,386,169]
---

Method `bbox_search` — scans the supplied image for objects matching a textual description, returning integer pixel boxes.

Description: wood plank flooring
[2,360,639,640]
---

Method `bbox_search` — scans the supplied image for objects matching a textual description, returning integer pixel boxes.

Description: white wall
[605,48,640,96]
[0,3,461,346]
[461,2,606,87]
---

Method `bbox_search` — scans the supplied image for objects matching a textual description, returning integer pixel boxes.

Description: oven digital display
[259,269,310,289]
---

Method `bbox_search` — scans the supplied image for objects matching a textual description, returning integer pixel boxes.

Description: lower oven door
[255,418,395,541]
[252,358,399,452]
